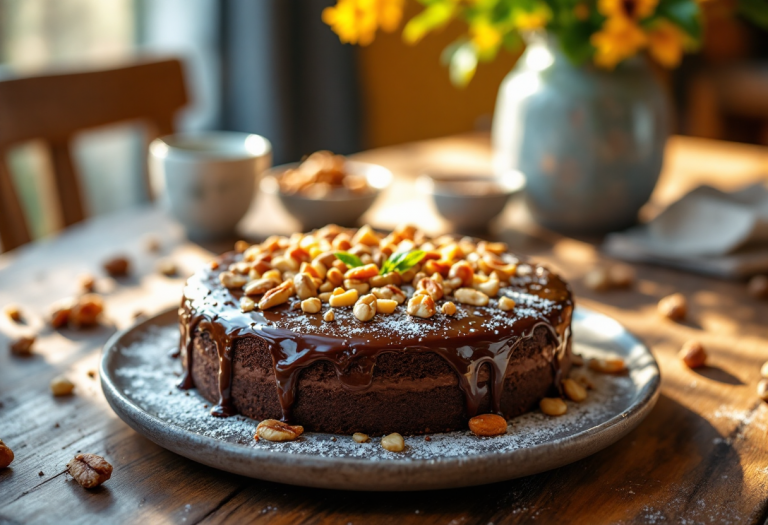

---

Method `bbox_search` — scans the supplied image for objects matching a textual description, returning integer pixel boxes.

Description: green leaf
[381,249,427,275]
[557,24,596,65]
[334,252,364,268]
[654,0,703,42]
[738,0,768,30]
[403,3,455,44]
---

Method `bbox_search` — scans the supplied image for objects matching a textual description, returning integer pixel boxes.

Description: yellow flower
[591,17,647,68]
[646,21,686,67]
[597,0,658,21]
[322,0,404,46]
[470,19,502,53]
[515,8,550,30]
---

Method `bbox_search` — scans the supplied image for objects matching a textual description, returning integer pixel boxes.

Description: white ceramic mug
[149,132,272,239]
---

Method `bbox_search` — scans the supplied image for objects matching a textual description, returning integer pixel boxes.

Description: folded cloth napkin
[603,183,768,278]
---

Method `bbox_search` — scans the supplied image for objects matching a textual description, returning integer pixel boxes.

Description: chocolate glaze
[178,252,573,422]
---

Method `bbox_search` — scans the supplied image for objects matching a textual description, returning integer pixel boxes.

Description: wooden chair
[0,58,188,252]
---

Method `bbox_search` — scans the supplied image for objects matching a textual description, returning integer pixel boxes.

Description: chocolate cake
[178,225,573,435]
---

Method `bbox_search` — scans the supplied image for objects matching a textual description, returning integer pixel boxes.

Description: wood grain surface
[2,135,768,524]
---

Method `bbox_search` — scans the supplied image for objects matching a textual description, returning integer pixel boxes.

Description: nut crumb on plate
[352,432,369,443]
[468,414,507,437]
[103,256,130,277]
[562,378,587,402]
[589,358,626,374]
[381,433,405,452]
[540,397,568,416]
[254,419,304,442]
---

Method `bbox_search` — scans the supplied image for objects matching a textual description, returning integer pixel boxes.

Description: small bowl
[261,160,392,230]
[417,171,526,230]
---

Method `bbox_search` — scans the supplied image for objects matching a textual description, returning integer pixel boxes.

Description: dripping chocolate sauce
[178,252,573,422]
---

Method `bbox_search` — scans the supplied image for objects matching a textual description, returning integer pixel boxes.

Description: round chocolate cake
[178,225,573,435]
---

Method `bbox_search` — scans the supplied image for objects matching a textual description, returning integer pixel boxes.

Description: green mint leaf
[334,252,364,268]
[394,250,426,273]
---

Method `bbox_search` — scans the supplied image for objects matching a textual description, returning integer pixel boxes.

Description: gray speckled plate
[101,306,659,491]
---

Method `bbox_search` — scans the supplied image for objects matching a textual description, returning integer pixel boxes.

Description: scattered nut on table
[254,419,303,442]
[4,304,22,323]
[0,439,14,468]
[157,259,178,277]
[748,275,768,299]
[10,336,35,356]
[69,294,104,328]
[79,274,96,293]
[758,379,768,402]
[562,378,587,402]
[679,340,707,369]
[103,256,130,277]
[66,453,113,489]
[50,375,75,396]
[588,358,626,374]
[585,264,636,291]
[468,414,507,437]
[352,432,369,443]
[658,293,687,321]
[381,432,405,452]
[540,397,568,416]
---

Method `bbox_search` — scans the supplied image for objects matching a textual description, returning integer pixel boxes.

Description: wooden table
[2,134,768,524]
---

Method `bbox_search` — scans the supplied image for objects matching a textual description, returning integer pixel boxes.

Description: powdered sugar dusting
[110,308,655,463]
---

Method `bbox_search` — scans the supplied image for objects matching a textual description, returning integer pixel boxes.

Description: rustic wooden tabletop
[2,134,768,524]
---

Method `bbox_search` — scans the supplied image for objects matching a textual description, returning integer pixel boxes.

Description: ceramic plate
[100,306,660,491]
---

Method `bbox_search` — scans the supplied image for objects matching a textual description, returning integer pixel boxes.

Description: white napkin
[603,183,768,278]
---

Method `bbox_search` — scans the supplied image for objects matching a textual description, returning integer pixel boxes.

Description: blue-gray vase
[491,35,670,234]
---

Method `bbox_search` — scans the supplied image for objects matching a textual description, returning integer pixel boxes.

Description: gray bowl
[261,161,392,230]
[418,171,525,230]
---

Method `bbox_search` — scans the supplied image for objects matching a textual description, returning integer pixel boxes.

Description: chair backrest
[0,58,188,252]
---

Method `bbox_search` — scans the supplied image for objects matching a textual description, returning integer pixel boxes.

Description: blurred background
[1,0,768,242]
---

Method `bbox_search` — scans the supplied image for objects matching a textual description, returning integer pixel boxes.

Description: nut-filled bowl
[261,159,392,230]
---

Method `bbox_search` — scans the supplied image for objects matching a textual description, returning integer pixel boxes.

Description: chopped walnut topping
[220,271,248,289]
[497,296,516,311]
[259,281,294,310]
[67,453,113,489]
[441,301,456,315]
[240,297,256,313]
[293,273,318,300]
[407,293,436,319]
[454,287,489,306]
[353,294,377,322]
[301,297,322,314]
[323,309,335,322]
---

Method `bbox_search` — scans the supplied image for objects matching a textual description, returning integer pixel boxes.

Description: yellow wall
[357,6,521,149]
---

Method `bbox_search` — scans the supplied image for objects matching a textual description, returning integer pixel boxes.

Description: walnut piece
[454,287,489,307]
[679,340,707,369]
[103,256,130,277]
[353,294,377,322]
[67,453,113,489]
[658,293,687,321]
[562,379,587,402]
[50,375,75,396]
[10,336,35,356]
[406,293,436,319]
[254,419,303,442]
[0,439,13,468]
[441,301,457,315]
[539,397,567,416]
[352,432,370,443]
[380,433,405,452]
[301,297,322,314]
